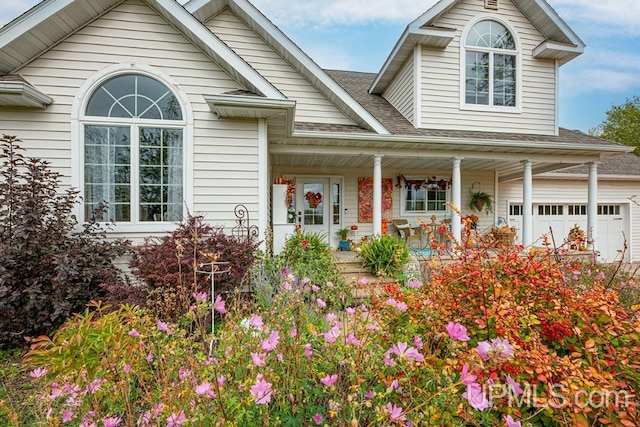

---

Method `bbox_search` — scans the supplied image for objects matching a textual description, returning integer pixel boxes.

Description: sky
[1,0,639,133]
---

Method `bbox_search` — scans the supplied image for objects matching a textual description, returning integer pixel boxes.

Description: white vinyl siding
[499,178,639,262]
[421,0,556,135]
[0,0,262,237]
[383,55,415,124]
[206,9,355,126]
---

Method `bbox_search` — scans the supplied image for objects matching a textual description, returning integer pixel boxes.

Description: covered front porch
[270,131,605,254]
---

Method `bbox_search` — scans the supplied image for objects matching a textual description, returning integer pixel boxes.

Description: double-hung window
[464,20,517,108]
[403,182,448,214]
[83,74,185,223]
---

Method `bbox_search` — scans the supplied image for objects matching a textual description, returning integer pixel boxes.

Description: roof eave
[370,26,456,95]
[205,94,296,134]
[0,81,53,108]
[532,40,584,65]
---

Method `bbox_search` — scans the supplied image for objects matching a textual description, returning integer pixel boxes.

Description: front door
[297,178,330,239]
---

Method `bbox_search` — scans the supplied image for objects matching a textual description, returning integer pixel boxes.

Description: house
[0,0,636,262]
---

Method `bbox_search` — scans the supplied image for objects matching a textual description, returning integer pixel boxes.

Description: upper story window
[83,74,185,223]
[464,20,517,108]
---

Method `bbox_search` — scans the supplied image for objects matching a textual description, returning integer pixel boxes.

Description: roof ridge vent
[484,0,499,10]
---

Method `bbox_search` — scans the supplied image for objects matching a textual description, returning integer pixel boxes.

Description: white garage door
[508,203,628,262]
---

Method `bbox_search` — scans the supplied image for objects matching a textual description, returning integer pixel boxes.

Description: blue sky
[2,0,638,133]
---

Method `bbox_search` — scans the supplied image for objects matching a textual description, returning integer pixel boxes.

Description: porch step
[334,252,395,302]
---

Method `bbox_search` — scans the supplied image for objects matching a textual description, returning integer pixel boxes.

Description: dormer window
[464,20,517,108]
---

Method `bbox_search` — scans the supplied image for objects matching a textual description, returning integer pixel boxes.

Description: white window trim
[399,178,451,217]
[71,63,194,233]
[459,14,522,114]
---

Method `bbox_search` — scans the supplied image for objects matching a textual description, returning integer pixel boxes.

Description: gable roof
[0,0,284,99]
[370,0,586,94]
[185,0,390,134]
[553,153,640,177]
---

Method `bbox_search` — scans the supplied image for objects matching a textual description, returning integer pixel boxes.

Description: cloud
[553,0,640,35]
[251,0,438,27]
[0,0,40,28]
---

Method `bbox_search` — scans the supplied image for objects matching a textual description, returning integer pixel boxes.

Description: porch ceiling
[269,135,608,181]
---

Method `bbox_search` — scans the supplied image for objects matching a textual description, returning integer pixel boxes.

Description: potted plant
[336,227,350,251]
[470,190,493,214]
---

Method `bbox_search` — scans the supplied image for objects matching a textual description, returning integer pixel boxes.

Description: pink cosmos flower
[218,375,226,387]
[320,374,338,387]
[344,332,361,346]
[462,383,491,411]
[214,295,226,314]
[102,417,122,427]
[325,312,338,323]
[156,320,174,335]
[123,364,131,374]
[359,277,369,285]
[326,281,334,288]
[413,336,424,349]
[491,337,514,358]
[261,330,280,352]
[62,408,76,423]
[250,375,273,405]
[364,390,375,399]
[128,329,140,338]
[506,375,523,396]
[407,279,423,288]
[146,353,154,363]
[195,381,215,398]
[386,403,407,424]
[476,341,493,361]
[386,298,408,311]
[192,291,207,301]
[389,380,399,391]
[384,342,424,366]
[304,343,313,358]
[446,322,470,341]
[289,327,297,338]
[250,315,264,329]
[323,326,341,344]
[29,367,47,378]
[312,413,323,425]
[316,298,327,308]
[311,285,320,292]
[166,411,186,427]
[505,415,522,427]
[277,353,283,362]
[251,352,266,367]
[460,363,477,386]
[346,307,355,315]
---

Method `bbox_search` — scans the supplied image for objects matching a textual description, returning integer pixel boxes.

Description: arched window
[464,20,517,107]
[83,74,185,223]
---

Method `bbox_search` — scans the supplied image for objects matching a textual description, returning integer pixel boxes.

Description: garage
[507,203,629,262]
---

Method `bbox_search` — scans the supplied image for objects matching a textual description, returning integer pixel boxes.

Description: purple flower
[312,413,323,425]
[29,367,47,378]
[192,291,207,301]
[407,279,423,288]
[304,343,313,358]
[250,315,264,329]
[505,415,522,427]
[460,363,477,385]
[316,298,327,308]
[261,330,280,352]
[123,364,131,374]
[476,341,492,361]
[156,320,173,335]
[323,326,340,344]
[446,322,470,341]
[128,329,140,338]
[359,277,369,285]
[386,298,408,311]
[506,375,523,396]
[195,381,215,398]
[491,338,514,358]
[102,417,122,427]
[62,408,76,423]
[166,411,186,427]
[251,352,266,367]
[413,335,424,349]
[386,403,407,424]
[384,342,424,366]
[250,375,273,405]
[462,383,490,411]
[344,332,361,346]
[214,295,226,314]
[320,374,338,387]
[346,307,355,315]
[312,284,320,292]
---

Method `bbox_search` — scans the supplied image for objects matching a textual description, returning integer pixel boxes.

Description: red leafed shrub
[129,214,259,320]
[0,135,130,348]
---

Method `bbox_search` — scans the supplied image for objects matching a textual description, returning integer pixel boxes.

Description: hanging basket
[473,201,485,211]
[491,226,516,247]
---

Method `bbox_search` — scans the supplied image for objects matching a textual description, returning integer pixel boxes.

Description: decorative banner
[358,177,393,223]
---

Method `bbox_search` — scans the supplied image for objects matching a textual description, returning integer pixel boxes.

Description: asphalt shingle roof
[558,152,640,176]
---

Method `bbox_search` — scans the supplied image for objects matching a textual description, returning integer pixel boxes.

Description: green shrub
[129,214,259,321]
[359,234,410,279]
[0,135,129,349]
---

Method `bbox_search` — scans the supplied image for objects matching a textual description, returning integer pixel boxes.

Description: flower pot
[473,201,485,211]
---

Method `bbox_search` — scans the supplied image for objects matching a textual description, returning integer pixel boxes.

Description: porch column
[587,162,598,253]
[373,155,383,236]
[522,160,533,247]
[451,157,462,245]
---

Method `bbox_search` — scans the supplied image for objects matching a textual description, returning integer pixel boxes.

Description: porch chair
[392,219,424,248]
